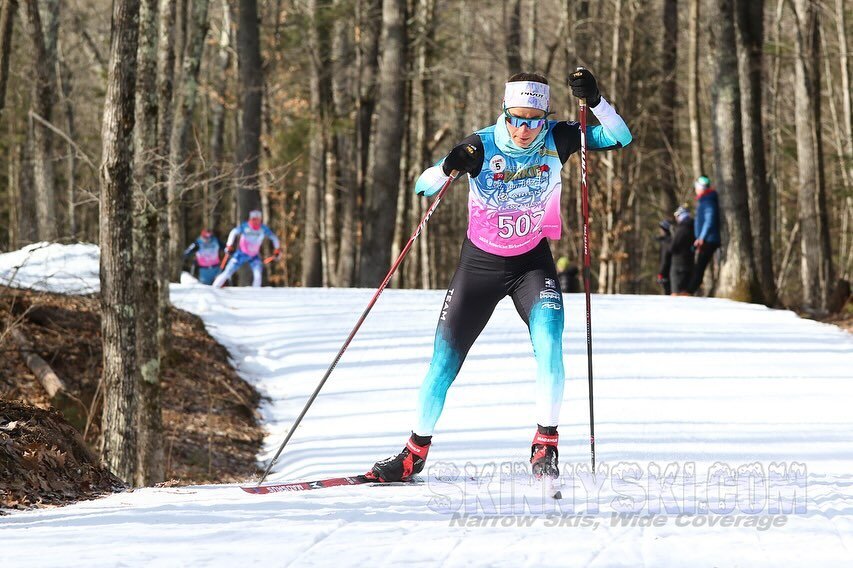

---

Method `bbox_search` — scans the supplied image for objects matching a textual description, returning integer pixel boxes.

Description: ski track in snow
[1,245,853,566]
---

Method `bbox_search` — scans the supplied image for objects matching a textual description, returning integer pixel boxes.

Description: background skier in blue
[182,228,223,285]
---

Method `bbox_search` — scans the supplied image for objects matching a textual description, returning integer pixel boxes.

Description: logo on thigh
[441,288,454,321]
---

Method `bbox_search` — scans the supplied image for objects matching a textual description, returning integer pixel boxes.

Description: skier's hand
[657,273,665,284]
[225,245,234,255]
[442,143,479,175]
[273,247,281,260]
[694,238,704,249]
[569,68,601,107]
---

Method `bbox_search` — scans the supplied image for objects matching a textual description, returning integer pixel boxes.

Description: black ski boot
[368,433,431,482]
[530,425,559,478]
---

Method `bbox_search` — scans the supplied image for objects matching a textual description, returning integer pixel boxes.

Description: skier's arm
[263,225,281,250]
[182,241,199,258]
[586,97,633,151]
[567,68,632,151]
[224,226,240,252]
[415,135,484,197]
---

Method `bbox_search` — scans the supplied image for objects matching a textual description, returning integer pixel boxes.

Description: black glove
[569,68,601,107]
[442,143,480,175]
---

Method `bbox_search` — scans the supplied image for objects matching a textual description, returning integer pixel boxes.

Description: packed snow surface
[2,244,852,567]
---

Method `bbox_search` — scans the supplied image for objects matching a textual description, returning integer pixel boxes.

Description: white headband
[503,81,550,112]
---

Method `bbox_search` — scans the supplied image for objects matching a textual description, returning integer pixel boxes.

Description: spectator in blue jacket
[688,176,721,294]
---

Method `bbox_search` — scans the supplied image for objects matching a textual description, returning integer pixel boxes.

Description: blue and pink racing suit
[183,236,223,285]
[411,96,632,435]
[212,222,281,288]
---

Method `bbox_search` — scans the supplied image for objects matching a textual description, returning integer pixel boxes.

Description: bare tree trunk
[835,0,853,279]
[8,141,20,247]
[330,0,357,287]
[0,0,17,120]
[23,0,59,241]
[1,0,16,247]
[358,0,407,286]
[302,0,330,287]
[407,0,435,289]
[166,0,210,281]
[17,130,38,244]
[350,0,381,284]
[155,0,176,357]
[133,0,163,487]
[525,0,536,71]
[209,0,231,232]
[326,0,355,287]
[56,43,77,239]
[710,0,762,303]
[100,0,141,485]
[792,0,832,310]
[504,0,521,76]
[236,0,261,221]
[659,0,679,215]
[735,0,776,305]
[598,0,623,294]
[687,0,704,179]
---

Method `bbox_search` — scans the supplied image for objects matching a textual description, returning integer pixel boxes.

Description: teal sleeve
[586,96,633,151]
[414,161,450,197]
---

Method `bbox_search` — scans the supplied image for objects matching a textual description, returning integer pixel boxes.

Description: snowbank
[0,242,101,294]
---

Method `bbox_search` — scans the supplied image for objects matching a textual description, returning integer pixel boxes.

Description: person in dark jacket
[670,207,694,296]
[556,256,580,293]
[688,176,721,294]
[656,219,672,295]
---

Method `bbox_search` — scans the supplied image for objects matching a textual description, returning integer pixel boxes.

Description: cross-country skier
[368,69,632,482]
[212,210,281,288]
[183,228,223,285]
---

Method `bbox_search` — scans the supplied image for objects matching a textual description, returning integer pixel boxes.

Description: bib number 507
[497,212,543,239]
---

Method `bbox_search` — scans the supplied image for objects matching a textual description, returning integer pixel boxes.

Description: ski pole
[263,255,276,265]
[219,252,230,270]
[257,169,463,485]
[576,67,596,474]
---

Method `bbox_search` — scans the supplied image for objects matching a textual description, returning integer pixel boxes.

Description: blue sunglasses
[504,109,548,129]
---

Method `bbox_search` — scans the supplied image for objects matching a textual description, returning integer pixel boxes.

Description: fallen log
[10,328,66,398]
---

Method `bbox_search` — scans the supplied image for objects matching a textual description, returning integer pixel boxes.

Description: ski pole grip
[575,66,587,107]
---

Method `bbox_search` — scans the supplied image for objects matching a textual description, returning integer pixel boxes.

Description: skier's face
[249,217,262,230]
[505,107,546,148]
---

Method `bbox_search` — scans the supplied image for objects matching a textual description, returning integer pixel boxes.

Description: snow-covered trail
[2,248,853,565]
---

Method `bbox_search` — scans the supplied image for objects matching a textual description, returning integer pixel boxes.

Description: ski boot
[368,433,431,482]
[530,425,559,479]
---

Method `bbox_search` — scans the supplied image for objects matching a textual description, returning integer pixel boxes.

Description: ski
[240,475,418,494]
